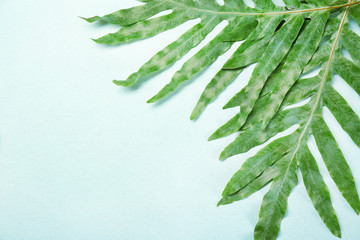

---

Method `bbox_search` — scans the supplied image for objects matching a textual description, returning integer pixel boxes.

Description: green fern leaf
[84,0,360,239]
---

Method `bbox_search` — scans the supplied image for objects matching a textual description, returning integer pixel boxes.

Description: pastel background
[0,0,359,239]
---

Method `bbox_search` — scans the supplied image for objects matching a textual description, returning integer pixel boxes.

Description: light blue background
[0,0,359,239]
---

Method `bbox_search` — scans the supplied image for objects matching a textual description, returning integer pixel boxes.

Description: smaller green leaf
[246,15,284,41]
[324,15,342,36]
[113,16,221,87]
[323,84,360,147]
[298,142,341,238]
[222,136,293,196]
[244,12,328,130]
[191,35,272,120]
[218,158,284,206]
[190,69,242,120]
[94,10,191,45]
[350,4,360,26]
[254,154,298,240]
[211,15,305,140]
[223,35,272,69]
[220,17,258,42]
[311,112,360,214]
[332,56,360,95]
[82,0,170,25]
[224,15,304,119]
[303,43,332,73]
[341,24,360,67]
[208,113,240,141]
[147,20,243,103]
[281,75,320,107]
[219,106,308,159]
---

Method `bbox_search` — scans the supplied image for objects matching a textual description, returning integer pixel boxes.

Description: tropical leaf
[84,0,360,239]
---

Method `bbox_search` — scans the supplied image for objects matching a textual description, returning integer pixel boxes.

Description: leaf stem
[169,0,360,16]
[290,0,351,162]
[271,1,351,207]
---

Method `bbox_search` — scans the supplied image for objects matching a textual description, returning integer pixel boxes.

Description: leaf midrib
[261,5,352,229]
[167,0,360,17]
[284,1,352,189]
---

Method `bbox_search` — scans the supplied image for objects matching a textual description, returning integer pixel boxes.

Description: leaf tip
[79,16,88,21]
[190,110,199,121]
[208,129,226,141]
[147,97,156,104]
[219,153,227,161]
[356,208,360,216]
[113,79,133,87]
[81,16,100,23]
[91,38,102,44]
[331,227,341,239]
[223,99,238,109]
[208,134,217,141]
[222,104,230,110]
[147,92,163,103]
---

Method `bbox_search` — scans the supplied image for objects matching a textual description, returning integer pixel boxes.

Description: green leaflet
[223,35,272,69]
[245,12,329,130]
[254,150,298,240]
[224,15,304,112]
[218,158,282,206]
[298,141,341,237]
[311,110,360,214]
[221,135,294,196]
[191,35,272,120]
[281,75,321,107]
[350,3,360,25]
[210,14,305,140]
[114,16,222,87]
[85,0,360,239]
[82,1,171,25]
[93,10,192,45]
[190,68,242,120]
[146,24,234,103]
[323,84,360,147]
[341,24,360,67]
[219,106,309,160]
[332,56,360,95]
